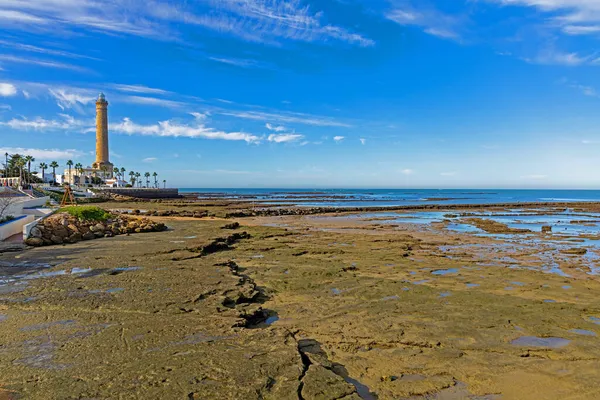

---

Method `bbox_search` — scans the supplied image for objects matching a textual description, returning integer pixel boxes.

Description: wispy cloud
[0,114,89,131]
[333,136,345,142]
[0,146,83,160]
[111,84,171,95]
[0,54,88,72]
[208,56,274,69]
[121,95,187,109]
[49,88,96,111]
[0,0,372,47]
[520,174,547,180]
[360,138,366,145]
[220,109,352,127]
[0,39,100,60]
[386,1,463,41]
[401,168,414,175]
[0,82,16,97]
[266,123,287,132]
[143,157,158,163]
[267,133,304,143]
[112,117,260,143]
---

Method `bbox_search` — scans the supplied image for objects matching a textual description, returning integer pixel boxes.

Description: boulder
[67,224,80,234]
[50,235,64,245]
[82,231,96,241]
[94,231,105,238]
[69,233,82,243]
[54,226,70,239]
[25,237,44,247]
[30,227,42,238]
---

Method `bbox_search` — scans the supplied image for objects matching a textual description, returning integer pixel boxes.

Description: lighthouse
[92,92,113,176]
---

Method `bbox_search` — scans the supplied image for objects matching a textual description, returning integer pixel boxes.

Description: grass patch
[60,206,110,222]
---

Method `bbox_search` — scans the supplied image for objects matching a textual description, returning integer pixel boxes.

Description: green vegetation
[0,215,15,224]
[60,206,110,221]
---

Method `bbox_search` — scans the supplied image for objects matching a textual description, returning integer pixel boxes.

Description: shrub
[0,215,15,224]
[60,206,110,221]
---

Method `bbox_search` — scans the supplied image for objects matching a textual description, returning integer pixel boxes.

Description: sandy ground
[1,202,600,399]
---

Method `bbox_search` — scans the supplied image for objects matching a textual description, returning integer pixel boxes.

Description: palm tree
[66,160,73,185]
[75,163,83,185]
[4,152,8,178]
[24,155,35,185]
[120,167,126,181]
[152,172,158,188]
[113,167,120,180]
[39,162,48,183]
[135,172,141,188]
[100,165,108,181]
[163,179,166,189]
[144,172,150,188]
[49,161,59,185]
[16,157,25,187]
[129,171,136,186]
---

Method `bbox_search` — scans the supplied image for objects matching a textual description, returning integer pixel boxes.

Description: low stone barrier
[25,212,167,247]
[100,188,180,199]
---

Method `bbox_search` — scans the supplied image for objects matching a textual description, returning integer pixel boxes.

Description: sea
[178,189,600,208]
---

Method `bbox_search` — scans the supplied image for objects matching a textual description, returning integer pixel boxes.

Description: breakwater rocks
[132,209,210,218]
[25,212,167,247]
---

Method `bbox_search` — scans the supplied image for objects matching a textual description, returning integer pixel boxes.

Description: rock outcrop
[25,212,167,247]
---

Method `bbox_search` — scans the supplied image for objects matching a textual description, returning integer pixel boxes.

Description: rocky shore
[24,212,167,247]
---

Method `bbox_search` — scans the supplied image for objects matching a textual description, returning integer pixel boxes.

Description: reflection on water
[511,336,570,348]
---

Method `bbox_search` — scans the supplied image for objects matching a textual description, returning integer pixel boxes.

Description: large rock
[301,365,359,400]
[25,237,44,247]
[82,231,96,241]
[50,235,64,245]
[30,227,42,238]
[67,224,80,234]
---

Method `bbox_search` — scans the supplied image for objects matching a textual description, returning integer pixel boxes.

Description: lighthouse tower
[92,92,113,176]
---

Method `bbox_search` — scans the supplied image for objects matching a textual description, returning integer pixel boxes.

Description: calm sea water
[178,189,600,208]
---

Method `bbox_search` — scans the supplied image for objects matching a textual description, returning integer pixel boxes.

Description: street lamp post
[4,152,8,178]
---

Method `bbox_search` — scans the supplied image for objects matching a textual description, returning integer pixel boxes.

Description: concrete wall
[23,209,55,239]
[0,215,34,241]
[100,188,180,199]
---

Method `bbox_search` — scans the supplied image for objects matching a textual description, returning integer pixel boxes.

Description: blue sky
[0,0,600,188]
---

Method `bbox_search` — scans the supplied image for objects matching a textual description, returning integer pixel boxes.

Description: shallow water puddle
[439,292,451,298]
[570,329,596,336]
[431,268,459,276]
[466,283,480,288]
[20,320,76,332]
[511,336,570,348]
[381,295,400,301]
[589,317,600,325]
[264,316,279,325]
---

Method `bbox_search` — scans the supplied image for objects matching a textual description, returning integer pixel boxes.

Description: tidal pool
[511,336,570,348]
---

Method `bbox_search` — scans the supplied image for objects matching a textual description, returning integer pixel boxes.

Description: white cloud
[0,39,99,60]
[0,146,83,160]
[360,138,366,145]
[526,50,591,66]
[143,157,157,163]
[112,84,170,95]
[0,82,17,97]
[401,168,414,175]
[0,114,89,131]
[220,110,351,127]
[266,123,287,132]
[333,136,345,142]
[267,133,304,143]
[208,56,273,69]
[0,0,373,47]
[386,2,463,42]
[0,104,11,110]
[48,88,96,111]
[112,117,260,143]
[22,90,30,99]
[520,174,547,180]
[122,95,186,109]
[0,54,87,72]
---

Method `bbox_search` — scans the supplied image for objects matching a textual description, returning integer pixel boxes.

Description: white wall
[0,215,34,241]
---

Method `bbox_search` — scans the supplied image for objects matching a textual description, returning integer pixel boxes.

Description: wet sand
[1,201,600,399]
